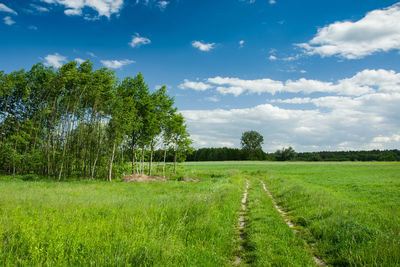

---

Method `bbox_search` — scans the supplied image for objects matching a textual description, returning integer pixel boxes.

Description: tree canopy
[0,60,192,180]
[240,130,264,160]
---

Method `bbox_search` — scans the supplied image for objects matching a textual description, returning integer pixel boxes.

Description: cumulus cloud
[269,0,276,4]
[0,3,17,15]
[130,33,151,48]
[3,16,15,25]
[40,0,124,18]
[100,59,134,69]
[182,91,400,151]
[44,53,67,68]
[180,68,400,151]
[178,79,213,91]
[239,40,245,48]
[158,1,169,10]
[268,55,277,60]
[181,69,400,96]
[75,58,86,64]
[192,41,216,51]
[298,3,400,59]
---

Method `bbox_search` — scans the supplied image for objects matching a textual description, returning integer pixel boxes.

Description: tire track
[233,180,249,265]
[260,180,326,266]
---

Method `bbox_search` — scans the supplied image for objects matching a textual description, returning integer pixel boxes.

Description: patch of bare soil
[122,174,166,182]
[122,175,200,183]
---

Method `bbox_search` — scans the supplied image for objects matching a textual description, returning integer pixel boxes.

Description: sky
[1,0,400,152]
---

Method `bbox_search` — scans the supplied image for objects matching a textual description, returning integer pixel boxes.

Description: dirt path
[260,180,326,266]
[233,180,249,265]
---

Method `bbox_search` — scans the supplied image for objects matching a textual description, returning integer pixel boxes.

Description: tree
[275,147,296,161]
[0,61,190,180]
[240,130,264,160]
[165,113,192,175]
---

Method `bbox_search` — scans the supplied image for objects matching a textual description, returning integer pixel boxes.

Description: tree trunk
[149,141,154,176]
[136,151,139,174]
[91,122,103,179]
[131,136,136,174]
[58,106,72,181]
[142,147,145,175]
[46,131,51,177]
[163,148,167,178]
[12,140,17,176]
[108,142,116,182]
[173,149,177,176]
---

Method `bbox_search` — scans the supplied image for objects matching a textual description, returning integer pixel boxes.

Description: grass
[256,163,400,266]
[1,161,399,266]
[242,177,316,266]
[0,174,244,266]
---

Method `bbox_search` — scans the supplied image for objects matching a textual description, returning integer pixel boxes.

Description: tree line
[0,61,192,181]
[187,147,400,162]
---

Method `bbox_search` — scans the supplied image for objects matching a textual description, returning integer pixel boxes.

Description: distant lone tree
[275,147,296,161]
[240,130,264,160]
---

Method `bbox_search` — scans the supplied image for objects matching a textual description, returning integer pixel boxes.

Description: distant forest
[186,147,400,162]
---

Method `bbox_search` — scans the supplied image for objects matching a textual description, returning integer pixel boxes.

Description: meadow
[1,162,399,266]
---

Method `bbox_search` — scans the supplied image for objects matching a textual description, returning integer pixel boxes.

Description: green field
[1,162,399,266]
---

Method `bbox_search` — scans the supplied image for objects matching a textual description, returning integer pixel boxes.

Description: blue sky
[1,0,400,151]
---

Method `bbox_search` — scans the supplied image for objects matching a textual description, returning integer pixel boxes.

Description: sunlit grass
[0,174,243,266]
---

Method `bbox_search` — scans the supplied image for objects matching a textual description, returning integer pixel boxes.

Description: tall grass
[243,177,317,266]
[0,174,243,266]
[256,163,400,266]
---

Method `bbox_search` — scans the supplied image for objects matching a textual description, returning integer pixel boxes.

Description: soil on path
[260,180,326,266]
[233,181,249,265]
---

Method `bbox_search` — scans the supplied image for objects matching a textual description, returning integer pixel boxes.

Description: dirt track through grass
[234,180,249,265]
[260,180,326,266]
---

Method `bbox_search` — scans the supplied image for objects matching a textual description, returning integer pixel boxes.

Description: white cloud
[268,55,277,60]
[40,0,124,18]
[3,16,15,25]
[300,70,307,73]
[179,79,213,91]
[192,41,216,51]
[0,3,17,15]
[182,69,400,97]
[64,8,82,16]
[75,58,86,64]
[30,4,50,13]
[87,52,97,58]
[282,54,301,61]
[298,3,400,59]
[44,53,67,68]
[205,96,219,102]
[181,68,400,151]
[239,40,245,48]
[269,0,276,4]
[130,33,151,48]
[181,90,400,151]
[100,59,134,69]
[28,25,38,30]
[158,1,169,10]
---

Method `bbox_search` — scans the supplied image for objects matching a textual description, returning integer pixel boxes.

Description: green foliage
[275,146,296,161]
[0,62,192,180]
[241,131,264,150]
